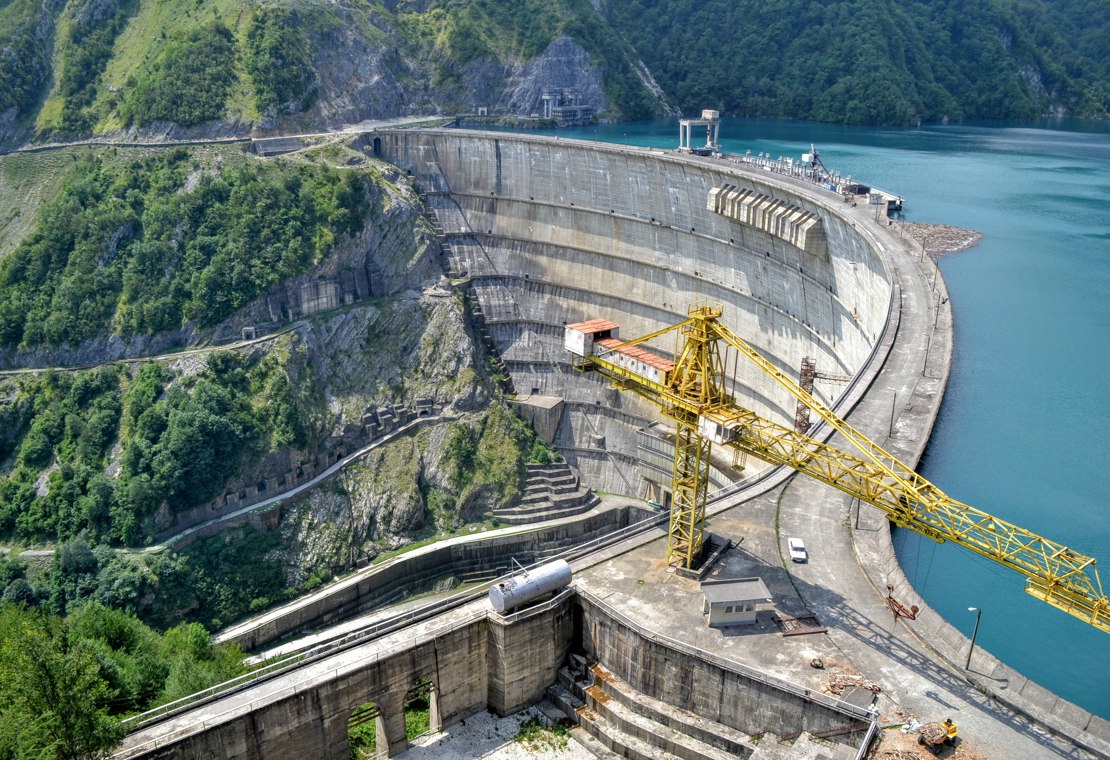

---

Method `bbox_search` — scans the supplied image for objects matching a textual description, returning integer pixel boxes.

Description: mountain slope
[602,0,1110,124]
[1,0,1106,146]
[0,0,667,147]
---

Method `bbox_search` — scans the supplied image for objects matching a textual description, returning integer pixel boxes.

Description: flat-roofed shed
[701,577,773,627]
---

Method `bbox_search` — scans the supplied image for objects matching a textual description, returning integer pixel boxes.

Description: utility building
[702,577,773,627]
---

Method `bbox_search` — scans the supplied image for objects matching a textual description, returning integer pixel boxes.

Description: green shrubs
[0,347,322,546]
[53,0,138,136]
[121,21,237,127]
[244,8,317,114]
[0,148,371,349]
[0,0,53,125]
[0,600,246,755]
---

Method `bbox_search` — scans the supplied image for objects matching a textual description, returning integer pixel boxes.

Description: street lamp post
[966,607,982,670]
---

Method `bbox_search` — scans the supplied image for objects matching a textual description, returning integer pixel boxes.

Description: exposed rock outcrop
[506,37,608,118]
[299,28,610,129]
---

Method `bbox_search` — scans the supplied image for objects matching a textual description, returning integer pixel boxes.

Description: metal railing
[576,587,877,724]
[119,508,669,738]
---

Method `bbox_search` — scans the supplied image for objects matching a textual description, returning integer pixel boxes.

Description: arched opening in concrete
[372,137,382,156]
[403,678,438,741]
[347,700,385,759]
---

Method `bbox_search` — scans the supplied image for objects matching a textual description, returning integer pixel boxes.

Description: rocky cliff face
[0,134,522,578]
[299,27,610,130]
[507,37,608,117]
[0,0,66,147]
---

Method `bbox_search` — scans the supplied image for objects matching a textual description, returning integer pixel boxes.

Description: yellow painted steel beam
[571,305,1109,633]
[721,411,1110,634]
[668,421,710,568]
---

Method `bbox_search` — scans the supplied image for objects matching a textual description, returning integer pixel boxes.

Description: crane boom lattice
[564,304,1108,634]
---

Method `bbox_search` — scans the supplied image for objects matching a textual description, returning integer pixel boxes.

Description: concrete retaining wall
[126,591,576,759]
[218,505,649,652]
[576,590,871,748]
[125,589,874,759]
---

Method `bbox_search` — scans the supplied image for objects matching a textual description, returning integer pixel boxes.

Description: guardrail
[120,507,669,735]
[576,586,876,724]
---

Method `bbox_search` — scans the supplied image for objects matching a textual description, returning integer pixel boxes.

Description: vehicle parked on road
[788,537,808,563]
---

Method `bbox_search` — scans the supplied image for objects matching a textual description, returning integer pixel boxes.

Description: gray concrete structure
[215,501,648,652]
[115,131,1109,759]
[118,591,576,759]
[372,129,890,497]
[119,584,876,759]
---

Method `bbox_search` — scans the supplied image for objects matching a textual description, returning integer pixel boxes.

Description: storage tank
[489,560,572,614]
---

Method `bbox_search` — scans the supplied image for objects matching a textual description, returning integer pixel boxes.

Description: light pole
[965,607,982,670]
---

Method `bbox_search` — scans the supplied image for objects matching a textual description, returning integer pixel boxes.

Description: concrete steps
[582,664,756,760]
[493,463,599,525]
[569,725,622,759]
[747,731,856,760]
[582,684,741,760]
[552,662,856,760]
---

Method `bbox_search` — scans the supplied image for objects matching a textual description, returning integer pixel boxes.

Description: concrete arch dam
[117,132,899,759]
[372,129,892,495]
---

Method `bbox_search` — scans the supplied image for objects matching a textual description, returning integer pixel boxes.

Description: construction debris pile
[825,674,882,695]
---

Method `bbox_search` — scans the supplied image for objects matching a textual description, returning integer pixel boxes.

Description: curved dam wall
[374,129,892,495]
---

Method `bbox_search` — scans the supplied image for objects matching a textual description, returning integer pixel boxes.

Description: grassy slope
[0,142,255,262]
[0,150,84,261]
[31,0,74,133]
[95,0,254,132]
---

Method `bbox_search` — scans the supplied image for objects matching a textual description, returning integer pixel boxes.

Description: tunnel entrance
[347,700,384,759]
[403,678,437,742]
[372,137,382,156]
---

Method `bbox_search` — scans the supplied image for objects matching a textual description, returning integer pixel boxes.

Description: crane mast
[565,303,1109,634]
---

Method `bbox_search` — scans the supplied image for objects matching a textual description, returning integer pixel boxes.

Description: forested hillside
[2,0,1106,147]
[0,138,551,757]
[0,148,368,347]
[0,0,664,147]
[603,0,1110,124]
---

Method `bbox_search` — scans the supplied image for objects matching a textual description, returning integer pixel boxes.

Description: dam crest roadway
[117,129,1110,759]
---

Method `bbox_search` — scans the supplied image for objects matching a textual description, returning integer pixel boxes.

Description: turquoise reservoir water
[522,118,1110,719]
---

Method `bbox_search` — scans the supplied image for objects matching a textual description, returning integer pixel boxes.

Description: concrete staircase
[548,659,857,760]
[492,463,599,525]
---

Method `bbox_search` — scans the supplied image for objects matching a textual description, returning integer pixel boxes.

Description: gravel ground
[899,221,983,257]
[401,705,595,759]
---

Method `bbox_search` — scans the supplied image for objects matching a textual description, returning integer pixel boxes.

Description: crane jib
[564,308,1108,635]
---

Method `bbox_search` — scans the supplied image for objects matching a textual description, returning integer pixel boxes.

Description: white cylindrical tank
[489,559,572,614]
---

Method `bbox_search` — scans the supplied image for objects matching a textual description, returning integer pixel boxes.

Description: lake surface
[514,117,1110,719]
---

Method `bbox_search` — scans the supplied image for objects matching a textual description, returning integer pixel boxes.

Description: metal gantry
[568,303,1109,634]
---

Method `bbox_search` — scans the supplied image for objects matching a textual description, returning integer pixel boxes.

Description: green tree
[121,21,236,127]
[0,606,124,759]
[244,8,316,113]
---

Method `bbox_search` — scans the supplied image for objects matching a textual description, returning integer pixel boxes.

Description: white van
[788,537,808,563]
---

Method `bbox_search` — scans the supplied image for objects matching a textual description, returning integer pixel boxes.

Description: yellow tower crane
[565,302,1109,634]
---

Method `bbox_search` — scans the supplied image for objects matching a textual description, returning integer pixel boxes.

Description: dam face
[118,132,902,759]
[120,132,1110,759]
[375,130,893,493]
